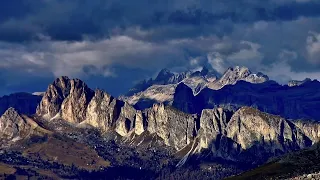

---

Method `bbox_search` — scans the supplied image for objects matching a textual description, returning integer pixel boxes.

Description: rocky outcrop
[37,77,201,150]
[114,102,137,136]
[125,68,191,96]
[36,76,94,123]
[0,108,31,140]
[198,108,232,149]
[288,78,312,87]
[134,110,144,135]
[60,78,94,123]
[293,119,320,143]
[144,104,198,150]
[208,66,269,90]
[84,89,123,132]
[36,76,72,119]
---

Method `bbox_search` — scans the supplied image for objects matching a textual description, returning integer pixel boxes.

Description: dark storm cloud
[0,0,320,96]
[1,0,320,42]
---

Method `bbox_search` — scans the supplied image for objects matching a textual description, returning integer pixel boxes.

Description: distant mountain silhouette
[173,79,320,121]
[0,92,42,115]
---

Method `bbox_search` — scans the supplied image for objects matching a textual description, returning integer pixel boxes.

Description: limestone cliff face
[115,102,136,136]
[0,108,31,140]
[37,76,94,123]
[196,107,316,162]
[134,110,144,135]
[198,108,232,149]
[226,107,311,153]
[293,120,320,143]
[84,89,123,132]
[144,104,198,150]
[36,76,71,118]
[60,78,94,123]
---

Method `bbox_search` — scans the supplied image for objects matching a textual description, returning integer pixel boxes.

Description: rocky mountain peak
[288,78,312,87]
[155,68,174,82]
[200,66,209,76]
[2,107,21,120]
[223,66,251,80]
[52,76,71,96]
[36,76,94,122]
[0,107,31,140]
[217,66,268,87]
[172,83,197,113]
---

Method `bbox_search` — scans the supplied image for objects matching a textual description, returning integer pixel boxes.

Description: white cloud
[253,21,269,31]
[207,52,229,74]
[0,36,191,78]
[207,41,263,73]
[228,41,263,65]
[306,32,320,64]
[264,59,320,83]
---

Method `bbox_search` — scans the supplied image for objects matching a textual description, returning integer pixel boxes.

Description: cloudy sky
[0,0,320,96]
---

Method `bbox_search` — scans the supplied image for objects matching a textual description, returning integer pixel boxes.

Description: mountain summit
[121,66,269,110]
[207,66,269,89]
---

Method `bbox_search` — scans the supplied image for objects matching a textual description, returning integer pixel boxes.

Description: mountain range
[120,66,269,110]
[0,66,319,179]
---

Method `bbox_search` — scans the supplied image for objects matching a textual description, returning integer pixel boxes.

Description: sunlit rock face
[134,110,144,135]
[85,89,123,132]
[205,66,268,90]
[60,78,94,123]
[144,103,198,150]
[114,102,137,136]
[37,76,94,123]
[292,120,320,143]
[198,108,232,149]
[0,108,31,140]
[225,107,311,153]
[37,76,72,119]
[196,107,315,162]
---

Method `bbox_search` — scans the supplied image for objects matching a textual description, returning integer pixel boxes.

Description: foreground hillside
[227,143,320,180]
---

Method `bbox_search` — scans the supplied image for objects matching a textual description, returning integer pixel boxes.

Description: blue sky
[0,0,320,96]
